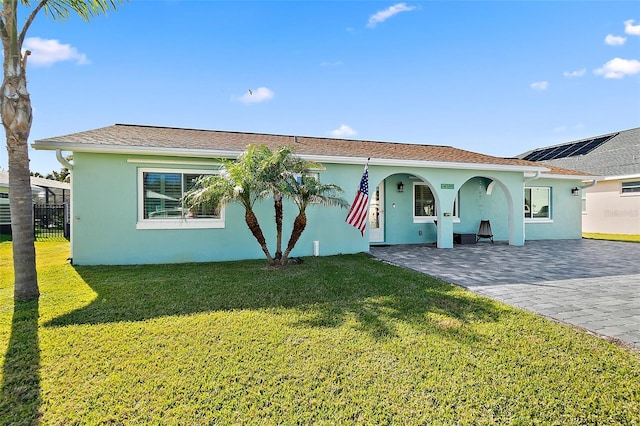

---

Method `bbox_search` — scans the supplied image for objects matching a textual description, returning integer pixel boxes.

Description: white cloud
[235,87,274,104]
[563,69,586,78]
[624,19,640,36]
[530,81,549,91]
[329,124,357,138]
[367,3,416,28]
[594,57,640,79]
[320,60,342,67]
[553,123,584,133]
[605,34,626,46]
[23,37,89,66]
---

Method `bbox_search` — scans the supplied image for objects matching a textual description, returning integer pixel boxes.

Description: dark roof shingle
[34,124,590,176]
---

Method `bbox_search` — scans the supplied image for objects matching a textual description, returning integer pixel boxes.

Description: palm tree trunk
[1,28,38,299]
[244,209,273,263]
[273,195,283,263]
[281,211,307,266]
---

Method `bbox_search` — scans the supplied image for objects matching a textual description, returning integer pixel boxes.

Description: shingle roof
[518,127,640,177]
[33,123,588,177]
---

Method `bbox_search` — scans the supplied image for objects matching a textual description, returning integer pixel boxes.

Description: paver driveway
[370,239,640,349]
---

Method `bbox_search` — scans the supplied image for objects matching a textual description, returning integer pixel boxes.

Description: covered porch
[365,167,528,249]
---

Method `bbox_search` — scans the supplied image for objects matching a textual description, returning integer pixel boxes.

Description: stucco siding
[583,180,640,234]
[69,153,584,265]
[70,154,370,265]
[524,179,583,240]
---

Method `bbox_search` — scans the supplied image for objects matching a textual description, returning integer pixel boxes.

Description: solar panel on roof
[569,135,611,157]
[523,150,545,161]
[560,140,590,157]
[545,145,573,160]
[522,133,617,162]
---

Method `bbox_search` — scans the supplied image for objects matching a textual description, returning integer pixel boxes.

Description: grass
[1,242,639,425]
[583,232,640,243]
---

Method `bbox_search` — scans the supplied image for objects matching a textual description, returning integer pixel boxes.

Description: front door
[369,184,384,243]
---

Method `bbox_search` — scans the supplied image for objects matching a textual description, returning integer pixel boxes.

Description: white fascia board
[32,142,547,173]
[601,173,640,181]
[537,173,601,181]
[298,154,548,173]
[32,142,243,159]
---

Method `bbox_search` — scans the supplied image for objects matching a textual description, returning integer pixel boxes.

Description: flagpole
[345,158,371,236]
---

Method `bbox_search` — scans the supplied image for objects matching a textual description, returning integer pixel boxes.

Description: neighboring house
[0,171,71,235]
[33,124,593,265]
[518,127,640,235]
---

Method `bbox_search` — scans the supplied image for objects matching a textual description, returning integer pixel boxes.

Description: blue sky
[3,0,639,174]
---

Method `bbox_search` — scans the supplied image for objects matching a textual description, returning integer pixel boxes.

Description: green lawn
[583,233,640,243]
[1,242,639,425]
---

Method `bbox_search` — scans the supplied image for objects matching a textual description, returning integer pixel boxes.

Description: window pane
[183,174,220,218]
[531,187,550,218]
[143,173,182,219]
[415,185,435,216]
[524,188,532,218]
[622,181,640,193]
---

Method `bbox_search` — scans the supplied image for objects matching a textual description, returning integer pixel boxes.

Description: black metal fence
[34,203,70,240]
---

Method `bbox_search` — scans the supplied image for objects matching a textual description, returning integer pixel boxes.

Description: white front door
[369,184,384,243]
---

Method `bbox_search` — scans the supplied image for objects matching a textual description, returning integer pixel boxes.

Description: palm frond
[40,0,125,22]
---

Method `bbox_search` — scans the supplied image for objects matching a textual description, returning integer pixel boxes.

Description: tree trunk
[2,25,38,299]
[281,211,307,266]
[244,209,273,263]
[273,195,283,263]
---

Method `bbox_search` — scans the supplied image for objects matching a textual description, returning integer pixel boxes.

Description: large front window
[525,187,550,220]
[137,169,224,229]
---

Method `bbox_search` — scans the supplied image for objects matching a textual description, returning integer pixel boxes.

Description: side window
[621,181,640,194]
[525,187,550,220]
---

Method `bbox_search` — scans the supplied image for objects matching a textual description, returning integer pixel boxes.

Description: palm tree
[183,145,275,264]
[1,0,124,300]
[185,144,348,268]
[280,174,349,266]
[257,145,317,263]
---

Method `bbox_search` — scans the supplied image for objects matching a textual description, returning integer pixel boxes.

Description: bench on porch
[454,233,477,245]
[432,221,477,245]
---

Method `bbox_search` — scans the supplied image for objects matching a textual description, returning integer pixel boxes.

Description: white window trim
[412,182,460,223]
[524,186,552,223]
[525,218,554,224]
[136,168,225,230]
[621,180,640,197]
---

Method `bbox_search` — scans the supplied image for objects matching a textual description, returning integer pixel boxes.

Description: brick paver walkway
[370,239,640,349]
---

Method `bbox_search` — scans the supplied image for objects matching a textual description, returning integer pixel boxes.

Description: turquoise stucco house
[33,124,594,265]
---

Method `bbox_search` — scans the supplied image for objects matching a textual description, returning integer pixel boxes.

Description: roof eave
[538,173,601,181]
[306,154,548,173]
[601,173,640,181]
[32,141,549,174]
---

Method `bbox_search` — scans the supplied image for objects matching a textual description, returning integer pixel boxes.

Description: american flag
[345,162,369,236]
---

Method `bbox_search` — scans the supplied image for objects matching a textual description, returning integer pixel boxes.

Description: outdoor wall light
[571,187,580,196]
[397,182,404,192]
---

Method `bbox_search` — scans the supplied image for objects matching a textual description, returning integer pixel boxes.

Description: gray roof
[518,127,640,177]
